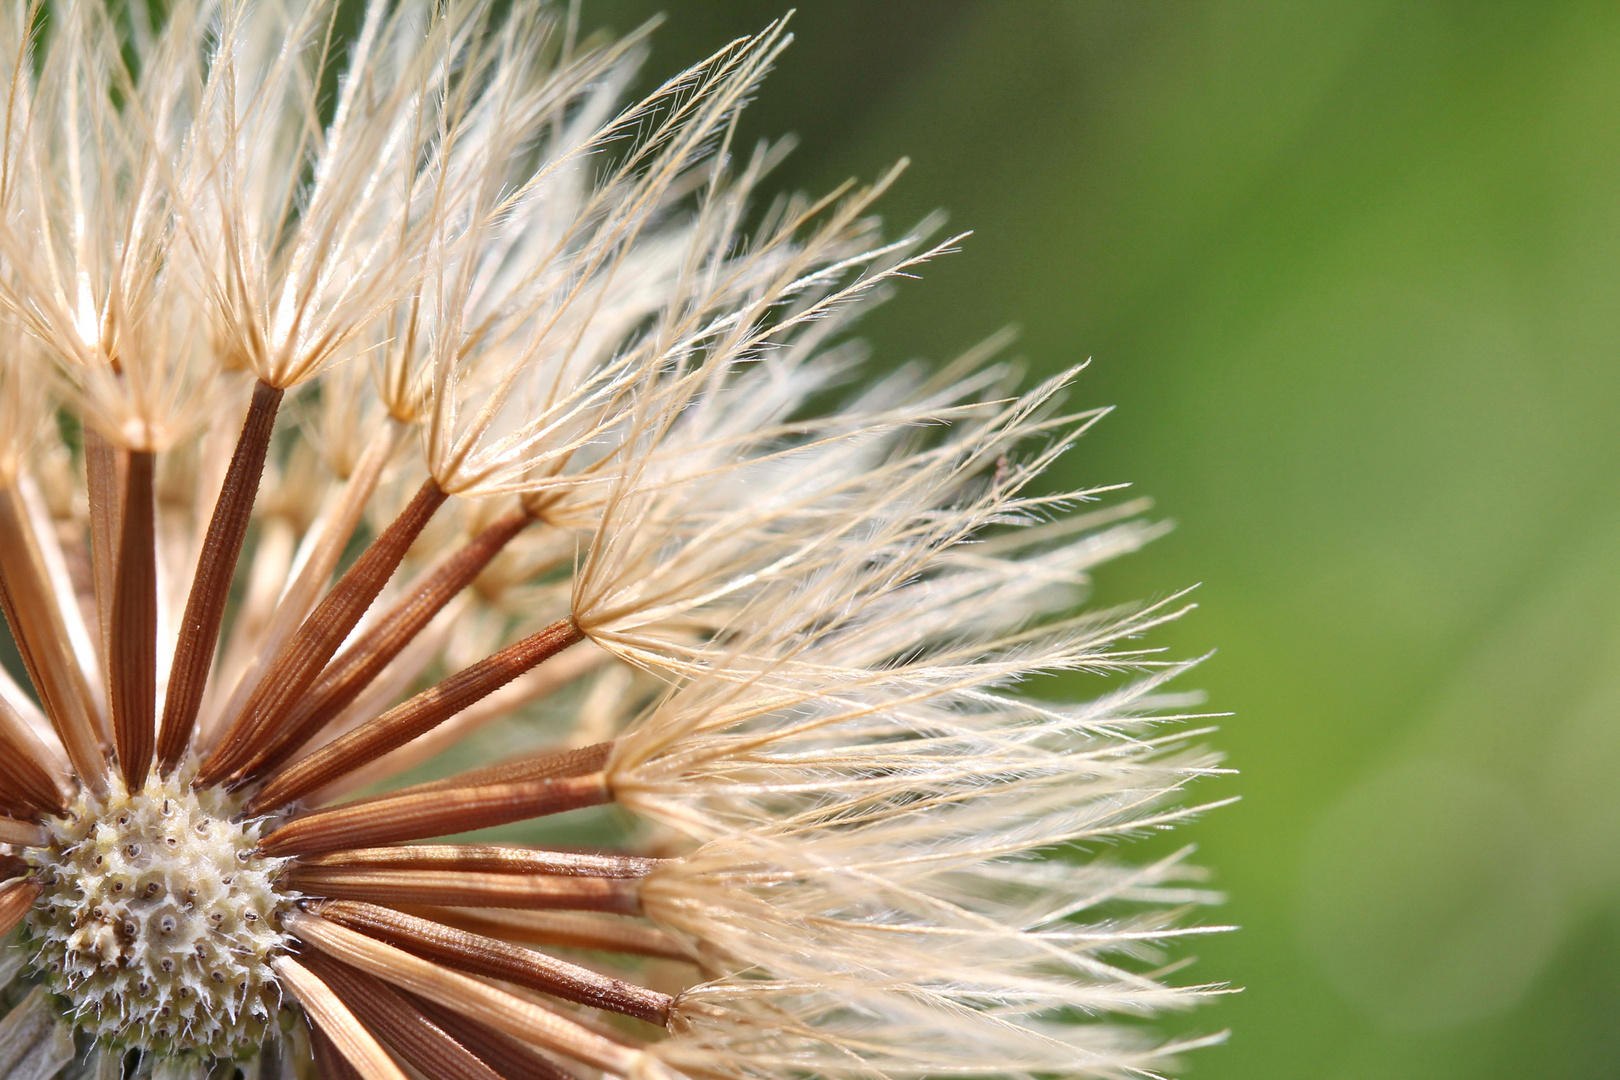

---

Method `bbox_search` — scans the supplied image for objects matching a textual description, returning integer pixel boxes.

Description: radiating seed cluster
[22,777,293,1058]
[0,3,1228,1078]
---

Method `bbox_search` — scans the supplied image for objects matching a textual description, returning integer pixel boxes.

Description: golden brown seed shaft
[0,791,50,825]
[157,380,284,773]
[406,992,582,1080]
[290,868,640,913]
[288,912,644,1076]
[299,950,507,1080]
[0,725,65,816]
[345,741,613,806]
[0,816,47,847]
[259,772,611,856]
[83,427,121,710]
[198,478,448,786]
[297,844,662,878]
[248,619,583,812]
[109,451,157,789]
[0,877,42,937]
[273,956,410,1080]
[315,901,672,1023]
[410,906,691,961]
[245,508,533,779]
[316,650,609,803]
[311,1027,366,1080]
[201,419,406,752]
[0,487,105,789]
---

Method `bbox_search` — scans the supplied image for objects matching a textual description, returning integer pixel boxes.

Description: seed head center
[24,775,294,1059]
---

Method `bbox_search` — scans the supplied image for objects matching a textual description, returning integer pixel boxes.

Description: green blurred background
[583,3,1620,1077]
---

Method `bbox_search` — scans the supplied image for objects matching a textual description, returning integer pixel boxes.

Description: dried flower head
[0,2,1231,1079]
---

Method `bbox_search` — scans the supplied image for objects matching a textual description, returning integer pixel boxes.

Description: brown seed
[295,843,662,878]
[0,483,105,790]
[198,478,449,786]
[240,506,534,780]
[297,949,507,1080]
[313,900,672,1023]
[288,868,640,914]
[157,380,284,773]
[109,451,158,789]
[287,913,644,1076]
[405,906,691,961]
[406,991,583,1080]
[258,772,611,856]
[339,742,613,807]
[273,955,409,1080]
[247,618,584,813]
[0,876,41,937]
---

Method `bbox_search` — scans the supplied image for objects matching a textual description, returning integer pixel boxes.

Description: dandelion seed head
[0,2,1229,1078]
